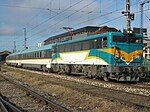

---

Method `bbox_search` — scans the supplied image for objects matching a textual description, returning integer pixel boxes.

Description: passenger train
[6,31,145,81]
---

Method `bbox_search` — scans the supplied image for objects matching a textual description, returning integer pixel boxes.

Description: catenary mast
[122,0,134,33]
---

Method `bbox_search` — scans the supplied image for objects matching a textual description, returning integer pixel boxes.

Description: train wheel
[139,73,146,78]
[64,65,71,74]
[103,73,109,81]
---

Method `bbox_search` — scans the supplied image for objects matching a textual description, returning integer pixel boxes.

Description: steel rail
[0,99,8,112]
[0,95,23,112]
[0,74,71,112]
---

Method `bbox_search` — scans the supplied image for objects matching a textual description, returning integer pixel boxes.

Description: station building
[0,50,11,63]
[44,26,118,45]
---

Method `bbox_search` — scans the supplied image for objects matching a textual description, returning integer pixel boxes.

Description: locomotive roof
[55,31,143,46]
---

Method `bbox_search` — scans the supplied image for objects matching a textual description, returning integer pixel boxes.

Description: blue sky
[0,0,150,52]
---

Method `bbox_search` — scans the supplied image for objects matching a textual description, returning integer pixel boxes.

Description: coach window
[41,51,44,58]
[58,45,61,52]
[49,51,52,58]
[39,52,41,58]
[37,52,39,58]
[60,45,65,52]
[65,44,71,52]
[27,54,28,59]
[57,46,60,52]
[102,37,107,48]
[34,52,36,58]
[44,51,47,58]
[31,53,33,58]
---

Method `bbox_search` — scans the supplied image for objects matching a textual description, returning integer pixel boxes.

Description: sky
[0,0,150,52]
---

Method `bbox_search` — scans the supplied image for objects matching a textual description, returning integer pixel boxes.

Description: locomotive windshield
[113,36,142,43]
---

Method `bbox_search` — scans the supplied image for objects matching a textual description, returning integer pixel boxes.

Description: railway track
[133,83,150,89]
[0,93,23,112]
[12,66,150,90]
[1,66,150,111]
[0,73,71,112]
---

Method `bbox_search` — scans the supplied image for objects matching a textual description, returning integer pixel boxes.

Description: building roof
[0,50,11,56]
[44,26,118,43]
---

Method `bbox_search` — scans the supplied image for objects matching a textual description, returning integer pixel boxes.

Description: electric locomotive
[51,31,144,81]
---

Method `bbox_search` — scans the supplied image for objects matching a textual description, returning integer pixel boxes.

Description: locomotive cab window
[130,37,142,43]
[113,36,128,43]
[113,36,142,44]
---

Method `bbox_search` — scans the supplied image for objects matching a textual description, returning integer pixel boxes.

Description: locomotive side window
[102,37,107,48]
[90,39,98,49]
[97,38,102,48]
[82,40,90,50]
[73,42,82,51]
[56,37,104,52]
[90,38,102,49]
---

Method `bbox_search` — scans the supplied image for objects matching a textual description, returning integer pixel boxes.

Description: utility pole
[140,0,150,34]
[13,41,16,53]
[122,0,134,33]
[23,28,27,49]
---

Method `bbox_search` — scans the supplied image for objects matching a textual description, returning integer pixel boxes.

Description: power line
[27,1,138,41]
[27,0,98,40]
[28,5,123,42]
[14,1,149,48]
[144,13,150,21]
[14,0,116,43]
[28,0,85,31]
[15,8,150,48]
[0,4,58,14]
[15,0,99,46]
[29,8,150,43]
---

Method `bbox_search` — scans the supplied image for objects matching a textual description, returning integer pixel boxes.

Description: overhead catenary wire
[26,0,114,35]
[28,1,138,40]
[12,0,116,42]
[27,0,99,40]
[28,8,150,43]
[27,1,125,41]
[0,4,58,14]
[28,0,85,31]
[144,13,150,21]
[11,0,149,49]
[14,0,99,48]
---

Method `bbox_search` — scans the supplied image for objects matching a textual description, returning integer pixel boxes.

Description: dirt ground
[1,66,149,112]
